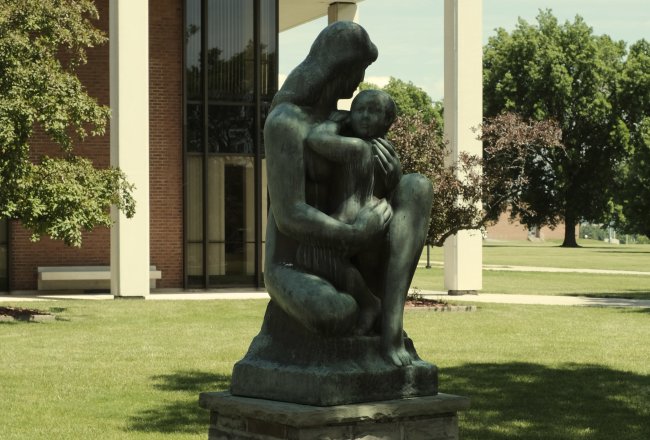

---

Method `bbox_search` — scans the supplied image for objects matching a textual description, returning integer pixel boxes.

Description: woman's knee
[398,173,433,205]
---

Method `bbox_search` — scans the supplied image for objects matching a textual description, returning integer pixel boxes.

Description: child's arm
[306,120,369,162]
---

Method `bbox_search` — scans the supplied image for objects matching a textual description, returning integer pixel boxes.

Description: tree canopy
[375,76,563,246]
[483,10,636,247]
[387,111,562,246]
[615,39,650,237]
[0,0,134,246]
[360,77,443,127]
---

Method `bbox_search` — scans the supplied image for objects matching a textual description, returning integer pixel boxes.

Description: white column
[443,0,483,294]
[109,0,151,298]
[328,2,359,24]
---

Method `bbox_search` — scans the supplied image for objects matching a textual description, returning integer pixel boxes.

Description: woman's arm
[265,103,391,253]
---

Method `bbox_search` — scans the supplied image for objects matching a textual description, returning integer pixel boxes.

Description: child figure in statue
[297,89,398,336]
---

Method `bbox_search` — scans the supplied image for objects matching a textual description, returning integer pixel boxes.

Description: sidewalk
[1,289,649,308]
[419,290,650,308]
[419,261,650,276]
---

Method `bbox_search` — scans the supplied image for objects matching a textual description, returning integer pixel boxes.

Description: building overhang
[279,0,362,31]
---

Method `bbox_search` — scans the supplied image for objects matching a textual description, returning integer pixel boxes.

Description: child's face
[350,94,387,139]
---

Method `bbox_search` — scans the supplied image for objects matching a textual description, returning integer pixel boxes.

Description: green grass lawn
[1,300,648,440]
[424,239,650,271]
[412,267,650,299]
[416,240,650,299]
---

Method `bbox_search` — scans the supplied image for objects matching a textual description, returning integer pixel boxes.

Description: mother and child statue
[230,21,438,406]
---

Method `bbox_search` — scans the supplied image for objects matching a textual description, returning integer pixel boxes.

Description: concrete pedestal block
[199,392,470,440]
[230,301,438,406]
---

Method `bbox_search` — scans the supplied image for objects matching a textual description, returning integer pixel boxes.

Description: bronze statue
[230,21,437,406]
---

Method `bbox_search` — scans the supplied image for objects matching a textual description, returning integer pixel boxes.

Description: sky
[279,0,650,101]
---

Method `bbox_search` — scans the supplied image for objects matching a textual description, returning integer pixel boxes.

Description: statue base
[230,301,438,406]
[199,391,470,440]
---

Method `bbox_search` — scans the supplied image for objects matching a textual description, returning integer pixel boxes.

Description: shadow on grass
[441,362,650,440]
[566,291,650,300]
[127,370,230,434]
[593,249,650,254]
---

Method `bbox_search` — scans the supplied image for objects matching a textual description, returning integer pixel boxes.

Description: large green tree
[362,77,443,125]
[483,10,632,247]
[367,77,562,246]
[616,40,650,236]
[387,111,562,246]
[0,0,134,246]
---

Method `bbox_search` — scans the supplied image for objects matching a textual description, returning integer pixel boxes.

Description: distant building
[485,212,569,241]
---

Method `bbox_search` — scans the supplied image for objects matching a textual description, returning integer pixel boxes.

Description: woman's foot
[382,336,412,367]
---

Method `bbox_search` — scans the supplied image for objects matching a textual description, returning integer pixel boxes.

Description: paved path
[418,290,650,308]
[2,289,649,308]
[419,261,650,276]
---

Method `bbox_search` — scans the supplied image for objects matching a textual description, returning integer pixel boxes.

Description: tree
[483,10,631,247]
[388,111,562,246]
[616,40,650,236]
[369,77,563,246]
[0,0,135,246]
[361,77,443,126]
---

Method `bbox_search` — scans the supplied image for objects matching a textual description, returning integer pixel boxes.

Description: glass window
[206,157,256,283]
[184,0,276,287]
[207,105,255,154]
[185,0,202,101]
[207,0,255,102]
[260,0,277,102]
[186,103,203,153]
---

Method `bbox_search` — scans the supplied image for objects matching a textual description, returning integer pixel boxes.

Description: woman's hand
[372,138,402,192]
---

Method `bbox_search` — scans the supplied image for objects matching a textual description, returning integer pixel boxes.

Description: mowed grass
[416,240,650,299]
[424,239,650,272]
[1,300,648,440]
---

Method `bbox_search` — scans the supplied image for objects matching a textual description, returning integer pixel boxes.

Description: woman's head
[272,22,378,109]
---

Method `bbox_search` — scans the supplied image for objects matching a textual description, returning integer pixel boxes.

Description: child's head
[349,90,397,139]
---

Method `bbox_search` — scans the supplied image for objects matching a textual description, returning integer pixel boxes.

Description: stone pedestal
[230,301,438,406]
[199,392,470,440]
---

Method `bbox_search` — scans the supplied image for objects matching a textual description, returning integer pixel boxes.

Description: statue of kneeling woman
[230,21,437,406]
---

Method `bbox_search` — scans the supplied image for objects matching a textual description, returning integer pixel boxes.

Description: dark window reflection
[208,105,255,154]
[185,0,202,101]
[207,0,254,102]
[259,103,271,156]
[260,0,277,101]
[186,103,203,153]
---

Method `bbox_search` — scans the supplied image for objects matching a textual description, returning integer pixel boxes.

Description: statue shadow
[125,364,650,438]
[126,370,230,434]
[441,362,650,440]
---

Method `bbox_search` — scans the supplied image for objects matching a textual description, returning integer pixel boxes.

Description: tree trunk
[562,216,579,247]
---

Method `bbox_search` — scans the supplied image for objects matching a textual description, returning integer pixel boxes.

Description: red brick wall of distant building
[9,0,183,290]
[485,212,567,241]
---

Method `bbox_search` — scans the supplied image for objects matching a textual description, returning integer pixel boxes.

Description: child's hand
[372,138,402,190]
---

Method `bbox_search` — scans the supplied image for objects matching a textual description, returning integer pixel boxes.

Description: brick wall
[485,211,567,241]
[9,0,184,290]
[148,0,184,288]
